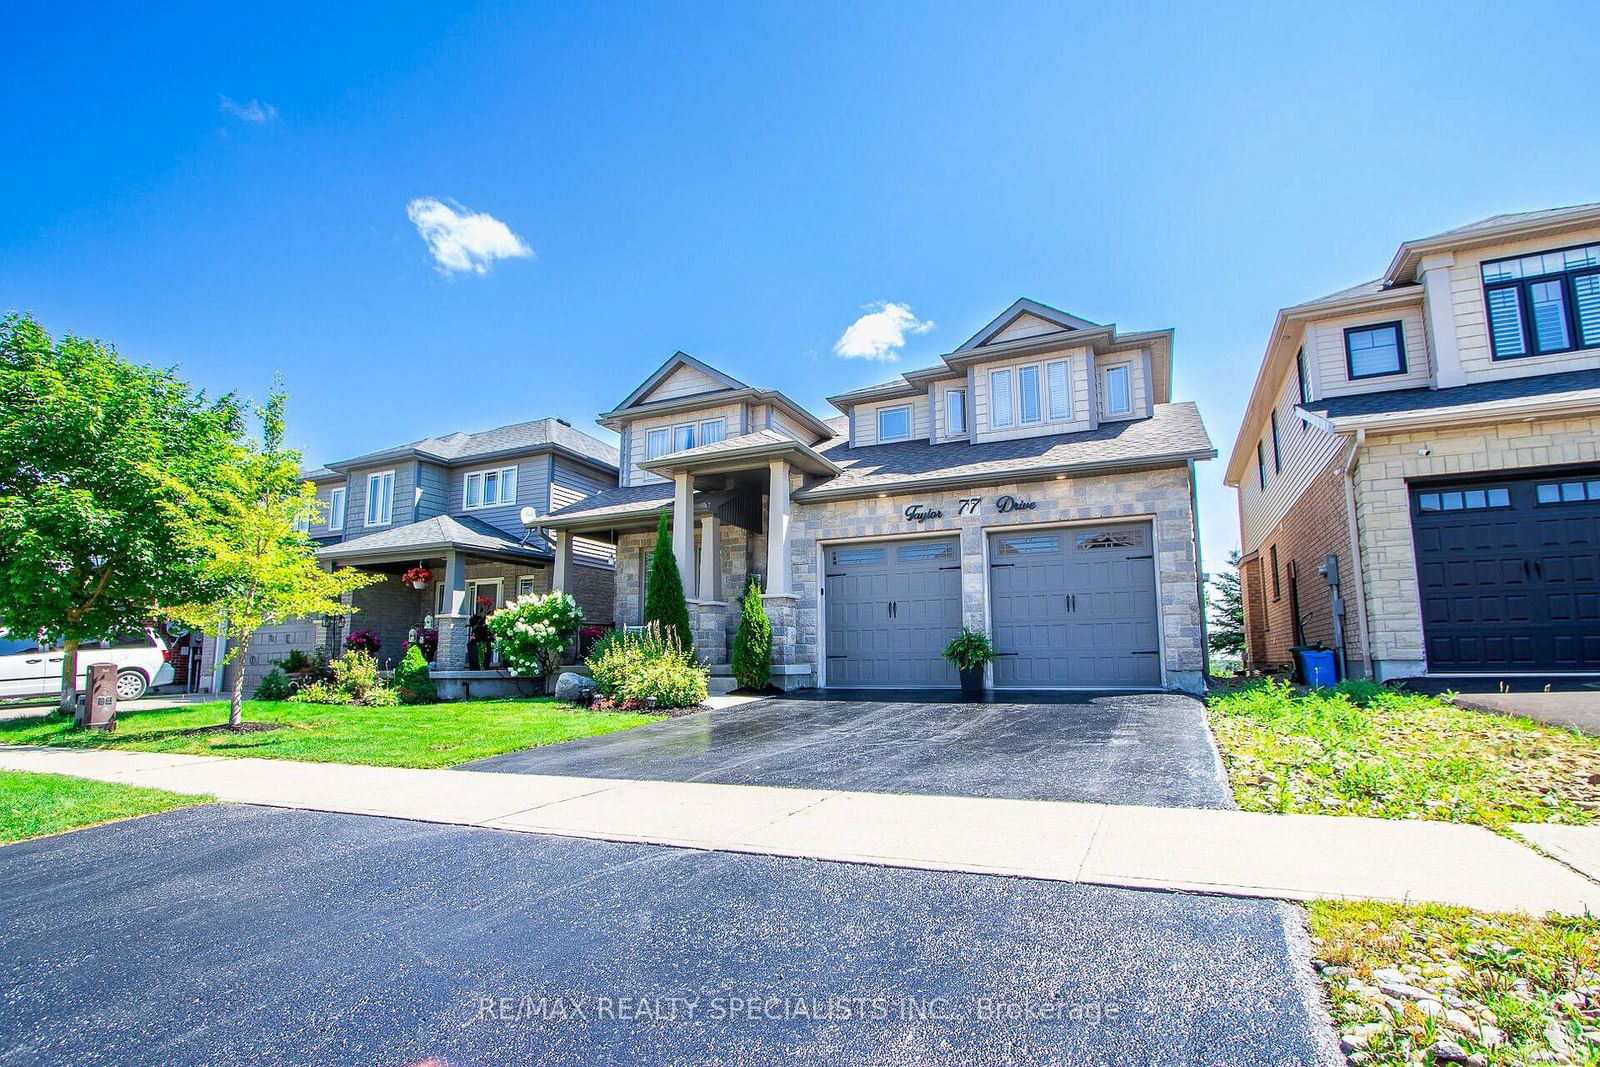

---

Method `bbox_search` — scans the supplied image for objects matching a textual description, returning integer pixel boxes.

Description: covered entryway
[823,537,961,688]
[1411,468,1600,672]
[988,522,1161,688]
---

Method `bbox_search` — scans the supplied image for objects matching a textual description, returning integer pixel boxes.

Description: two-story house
[204,417,619,695]
[540,298,1215,693]
[1227,203,1600,682]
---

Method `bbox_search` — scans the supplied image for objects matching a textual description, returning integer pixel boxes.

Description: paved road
[465,694,1234,808]
[0,806,1336,1066]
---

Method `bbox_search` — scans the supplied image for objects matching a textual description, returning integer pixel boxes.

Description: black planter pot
[959,667,986,701]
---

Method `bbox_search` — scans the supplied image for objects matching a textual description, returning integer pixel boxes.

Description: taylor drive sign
[902,494,1038,523]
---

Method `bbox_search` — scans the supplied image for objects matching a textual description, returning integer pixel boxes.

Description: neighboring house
[542,298,1216,693]
[1226,203,1600,682]
[202,417,619,694]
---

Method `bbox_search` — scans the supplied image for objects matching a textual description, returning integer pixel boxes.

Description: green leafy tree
[644,509,693,654]
[0,313,241,713]
[731,576,771,690]
[1208,549,1247,663]
[164,390,380,727]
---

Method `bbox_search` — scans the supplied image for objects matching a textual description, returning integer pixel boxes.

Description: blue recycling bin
[1294,648,1337,687]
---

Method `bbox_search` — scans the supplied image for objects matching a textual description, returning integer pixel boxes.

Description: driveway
[464,692,1234,808]
[0,805,1336,1066]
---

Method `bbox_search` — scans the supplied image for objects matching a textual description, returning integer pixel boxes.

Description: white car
[0,628,175,702]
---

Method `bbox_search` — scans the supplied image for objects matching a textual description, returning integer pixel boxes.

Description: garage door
[823,537,961,688]
[988,523,1161,689]
[1412,469,1600,672]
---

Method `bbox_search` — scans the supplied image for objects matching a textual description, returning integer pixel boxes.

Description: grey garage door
[1412,469,1600,672]
[988,523,1162,688]
[823,537,962,688]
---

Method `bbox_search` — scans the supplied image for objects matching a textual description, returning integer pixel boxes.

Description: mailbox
[84,662,118,731]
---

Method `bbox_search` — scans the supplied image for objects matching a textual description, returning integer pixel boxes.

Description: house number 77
[957,497,982,516]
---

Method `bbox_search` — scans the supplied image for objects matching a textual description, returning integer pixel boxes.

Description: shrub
[626,654,708,708]
[942,628,997,672]
[731,577,771,691]
[344,629,381,656]
[486,591,584,678]
[404,627,438,662]
[393,644,436,705]
[291,680,349,705]
[290,650,397,707]
[584,622,707,709]
[587,630,647,699]
[253,666,292,701]
[273,649,313,674]
[644,510,693,654]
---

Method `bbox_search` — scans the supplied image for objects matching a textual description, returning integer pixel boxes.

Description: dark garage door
[1412,469,1600,672]
[823,537,962,688]
[988,523,1162,689]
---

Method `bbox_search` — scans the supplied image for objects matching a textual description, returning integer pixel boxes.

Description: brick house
[542,298,1216,693]
[1226,203,1600,681]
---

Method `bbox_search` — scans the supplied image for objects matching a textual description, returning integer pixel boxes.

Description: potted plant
[942,627,996,701]
[401,565,432,590]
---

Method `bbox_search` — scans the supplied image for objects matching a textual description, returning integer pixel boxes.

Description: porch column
[673,471,697,599]
[765,458,791,595]
[436,550,469,671]
[698,513,721,601]
[551,529,573,594]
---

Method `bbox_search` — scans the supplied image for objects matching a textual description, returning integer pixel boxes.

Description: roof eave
[641,438,842,478]
[1321,392,1600,435]
[1383,206,1600,284]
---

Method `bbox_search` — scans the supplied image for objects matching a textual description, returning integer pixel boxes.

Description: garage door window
[830,547,885,566]
[995,534,1059,555]
[1417,487,1511,511]
[897,542,955,562]
[1535,480,1600,504]
[1078,530,1140,549]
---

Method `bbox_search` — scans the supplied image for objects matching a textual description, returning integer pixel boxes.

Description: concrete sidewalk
[3,745,1597,916]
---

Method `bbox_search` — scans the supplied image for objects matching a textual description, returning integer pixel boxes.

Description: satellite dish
[520,506,539,527]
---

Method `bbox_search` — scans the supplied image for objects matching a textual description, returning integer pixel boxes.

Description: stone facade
[1350,413,1600,680]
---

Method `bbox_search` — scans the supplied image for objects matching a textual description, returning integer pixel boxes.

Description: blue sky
[5,0,1598,567]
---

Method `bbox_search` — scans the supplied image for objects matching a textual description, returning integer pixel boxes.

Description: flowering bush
[585,622,707,709]
[344,629,381,655]
[290,650,399,706]
[485,592,583,677]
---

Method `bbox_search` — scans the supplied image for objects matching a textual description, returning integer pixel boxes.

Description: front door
[823,537,962,688]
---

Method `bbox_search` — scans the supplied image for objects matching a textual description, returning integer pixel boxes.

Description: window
[464,466,518,510]
[944,389,967,435]
[1481,243,1600,359]
[673,423,695,452]
[645,428,669,459]
[328,488,346,531]
[1418,487,1512,512]
[877,405,911,442]
[1295,347,1309,430]
[1047,360,1071,420]
[990,369,1013,427]
[698,419,725,445]
[1103,364,1132,416]
[1270,410,1281,474]
[1017,364,1042,424]
[1077,530,1140,550]
[1257,441,1267,490]
[1269,545,1280,601]
[830,546,885,566]
[517,575,539,598]
[0,635,44,655]
[896,542,956,562]
[995,534,1059,555]
[365,471,394,526]
[1535,480,1600,504]
[1344,323,1406,379]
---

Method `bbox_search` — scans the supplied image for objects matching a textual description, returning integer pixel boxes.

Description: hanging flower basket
[401,566,433,590]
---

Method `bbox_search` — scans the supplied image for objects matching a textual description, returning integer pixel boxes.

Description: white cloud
[219,96,278,123]
[405,197,533,276]
[833,302,935,361]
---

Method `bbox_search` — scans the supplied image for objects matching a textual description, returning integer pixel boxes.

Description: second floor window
[990,368,1014,428]
[1257,441,1267,489]
[328,487,346,531]
[945,388,967,434]
[645,428,669,459]
[1295,347,1309,429]
[1018,365,1042,424]
[1344,322,1406,379]
[1103,364,1132,416]
[1271,409,1282,473]
[465,466,518,510]
[1047,360,1071,420]
[698,419,725,445]
[877,405,911,441]
[1482,243,1600,359]
[365,471,394,526]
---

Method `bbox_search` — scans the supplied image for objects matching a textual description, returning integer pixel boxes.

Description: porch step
[706,664,739,696]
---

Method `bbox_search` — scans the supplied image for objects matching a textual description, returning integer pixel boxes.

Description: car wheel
[115,669,148,701]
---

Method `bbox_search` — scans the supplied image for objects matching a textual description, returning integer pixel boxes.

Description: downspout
[1189,459,1209,684]
[1340,429,1373,677]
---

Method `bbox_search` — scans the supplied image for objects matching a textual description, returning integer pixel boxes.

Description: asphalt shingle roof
[1418,202,1600,242]
[330,417,619,471]
[1305,368,1600,422]
[316,514,551,560]
[544,482,675,523]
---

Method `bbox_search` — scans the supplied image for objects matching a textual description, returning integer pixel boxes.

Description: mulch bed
[177,721,288,736]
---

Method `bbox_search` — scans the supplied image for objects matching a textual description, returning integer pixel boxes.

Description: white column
[673,471,697,599]
[765,458,791,595]
[551,530,573,594]
[1420,252,1465,388]
[698,514,721,602]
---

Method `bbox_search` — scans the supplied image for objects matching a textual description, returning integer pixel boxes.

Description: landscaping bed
[1309,900,1600,1066]
[0,699,662,769]
[0,770,211,845]
[1207,680,1599,829]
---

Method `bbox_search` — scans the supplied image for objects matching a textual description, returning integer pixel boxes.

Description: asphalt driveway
[465,692,1234,808]
[0,805,1335,1066]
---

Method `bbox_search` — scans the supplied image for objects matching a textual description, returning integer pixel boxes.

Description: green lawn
[0,770,211,845]
[1207,680,1600,829]
[0,699,663,769]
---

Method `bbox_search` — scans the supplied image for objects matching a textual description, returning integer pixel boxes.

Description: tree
[731,576,771,691]
[1207,549,1247,664]
[0,313,241,713]
[164,390,380,727]
[644,509,693,654]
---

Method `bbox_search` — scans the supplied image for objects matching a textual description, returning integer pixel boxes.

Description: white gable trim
[956,298,1100,352]
[613,351,748,411]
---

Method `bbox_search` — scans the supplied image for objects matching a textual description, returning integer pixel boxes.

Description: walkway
[3,746,1597,916]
